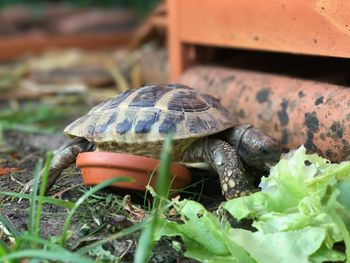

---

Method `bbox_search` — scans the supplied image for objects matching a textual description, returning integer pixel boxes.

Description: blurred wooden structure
[168,0,350,81]
[0,34,131,61]
[129,2,167,49]
[0,6,136,61]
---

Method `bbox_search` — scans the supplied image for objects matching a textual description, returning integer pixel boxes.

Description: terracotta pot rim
[76,151,187,173]
[76,151,192,191]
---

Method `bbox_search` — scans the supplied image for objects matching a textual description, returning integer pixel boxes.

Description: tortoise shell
[64,83,238,144]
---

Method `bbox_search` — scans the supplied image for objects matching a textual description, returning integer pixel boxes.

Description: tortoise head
[233,125,284,171]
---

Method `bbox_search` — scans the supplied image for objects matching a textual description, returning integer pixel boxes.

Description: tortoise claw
[18,179,35,203]
[20,179,35,194]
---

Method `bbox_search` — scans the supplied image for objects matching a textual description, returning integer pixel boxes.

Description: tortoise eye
[239,144,250,156]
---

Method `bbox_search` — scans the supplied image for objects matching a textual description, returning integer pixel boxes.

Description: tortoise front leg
[22,137,95,193]
[183,138,253,199]
[45,137,95,191]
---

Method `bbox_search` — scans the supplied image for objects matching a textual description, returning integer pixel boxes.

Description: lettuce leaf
[229,227,326,263]
[156,146,350,262]
[155,200,254,262]
[224,146,350,261]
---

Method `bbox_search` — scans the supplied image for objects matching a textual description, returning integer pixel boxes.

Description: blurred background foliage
[0,0,161,16]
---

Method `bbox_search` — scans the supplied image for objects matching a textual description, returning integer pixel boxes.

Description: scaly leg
[22,137,95,193]
[183,137,253,199]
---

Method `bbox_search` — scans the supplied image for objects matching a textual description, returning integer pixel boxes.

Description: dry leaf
[0,167,19,176]
[122,195,147,222]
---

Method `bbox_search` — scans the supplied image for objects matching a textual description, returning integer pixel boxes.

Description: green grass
[0,133,176,262]
[0,192,74,209]
[0,152,134,262]
[0,104,68,144]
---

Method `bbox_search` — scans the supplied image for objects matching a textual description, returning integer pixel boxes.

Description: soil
[0,105,222,262]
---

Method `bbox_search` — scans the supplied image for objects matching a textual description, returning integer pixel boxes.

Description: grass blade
[0,104,67,135]
[1,123,55,135]
[59,177,132,245]
[77,219,150,255]
[19,234,67,251]
[155,133,172,207]
[0,239,10,257]
[134,225,154,263]
[0,124,3,145]
[134,133,173,263]
[0,249,95,263]
[34,152,53,236]
[28,159,43,236]
[0,213,20,239]
[0,192,74,209]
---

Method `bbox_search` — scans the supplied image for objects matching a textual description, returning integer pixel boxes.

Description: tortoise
[26,83,283,199]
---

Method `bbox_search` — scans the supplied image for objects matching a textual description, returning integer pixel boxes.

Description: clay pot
[76,152,191,191]
[180,65,350,162]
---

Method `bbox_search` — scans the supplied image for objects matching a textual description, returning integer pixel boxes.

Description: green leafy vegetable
[230,227,330,263]
[155,200,254,262]
[156,146,350,262]
[224,146,350,262]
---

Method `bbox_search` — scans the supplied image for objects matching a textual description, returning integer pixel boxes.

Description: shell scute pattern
[115,111,136,135]
[64,84,238,145]
[91,113,117,136]
[188,114,209,134]
[129,85,171,108]
[202,94,234,121]
[93,89,133,111]
[167,89,210,112]
[134,110,161,134]
[158,113,185,134]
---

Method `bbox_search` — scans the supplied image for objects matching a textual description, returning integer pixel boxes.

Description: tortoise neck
[233,125,253,151]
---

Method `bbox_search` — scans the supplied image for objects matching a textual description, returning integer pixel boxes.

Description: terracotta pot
[180,65,350,162]
[76,152,191,191]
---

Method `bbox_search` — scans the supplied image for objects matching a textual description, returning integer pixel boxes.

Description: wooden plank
[0,32,131,61]
[177,0,350,58]
[168,0,184,81]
